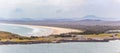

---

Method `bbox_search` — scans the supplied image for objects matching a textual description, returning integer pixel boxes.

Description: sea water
[0,24,53,36]
[0,42,120,53]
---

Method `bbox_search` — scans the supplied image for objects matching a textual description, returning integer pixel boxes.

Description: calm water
[0,42,120,53]
[0,24,53,36]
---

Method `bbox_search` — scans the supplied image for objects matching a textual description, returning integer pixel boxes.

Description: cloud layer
[0,0,120,20]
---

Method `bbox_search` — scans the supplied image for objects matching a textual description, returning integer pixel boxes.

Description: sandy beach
[30,25,82,35]
[0,23,82,36]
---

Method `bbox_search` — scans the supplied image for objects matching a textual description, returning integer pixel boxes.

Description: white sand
[0,23,82,36]
[30,25,82,35]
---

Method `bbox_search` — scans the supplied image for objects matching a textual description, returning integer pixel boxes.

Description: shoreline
[0,23,82,36]
[0,39,110,45]
[0,23,119,45]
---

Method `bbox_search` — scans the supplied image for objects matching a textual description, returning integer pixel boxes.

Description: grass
[84,33,120,39]
[84,34,112,38]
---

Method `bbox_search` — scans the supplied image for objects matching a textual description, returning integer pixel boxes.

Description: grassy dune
[84,34,120,39]
[0,31,55,43]
[84,34,113,38]
[0,31,21,39]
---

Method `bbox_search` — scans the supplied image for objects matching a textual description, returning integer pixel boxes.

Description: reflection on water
[0,42,120,53]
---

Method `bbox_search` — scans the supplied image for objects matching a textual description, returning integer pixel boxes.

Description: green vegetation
[0,31,21,39]
[0,31,55,43]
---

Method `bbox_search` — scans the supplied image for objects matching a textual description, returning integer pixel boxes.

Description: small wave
[25,26,53,36]
[0,23,53,36]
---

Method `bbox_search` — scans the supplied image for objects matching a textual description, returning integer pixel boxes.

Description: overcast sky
[0,0,120,20]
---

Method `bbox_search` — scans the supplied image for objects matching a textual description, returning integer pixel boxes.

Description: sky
[0,0,120,20]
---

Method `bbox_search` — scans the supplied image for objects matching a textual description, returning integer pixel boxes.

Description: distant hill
[80,15,103,21]
[0,15,118,22]
[5,18,35,22]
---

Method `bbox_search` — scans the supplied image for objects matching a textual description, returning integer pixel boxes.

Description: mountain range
[0,15,116,22]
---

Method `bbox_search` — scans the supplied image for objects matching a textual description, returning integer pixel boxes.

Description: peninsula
[0,24,120,45]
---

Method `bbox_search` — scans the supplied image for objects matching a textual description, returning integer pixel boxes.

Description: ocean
[0,42,120,53]
[0,24,53,36]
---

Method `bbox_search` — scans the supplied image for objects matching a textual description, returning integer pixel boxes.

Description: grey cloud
[0,0,120,20]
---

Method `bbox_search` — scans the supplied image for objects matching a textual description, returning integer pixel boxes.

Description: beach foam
[0,23,82,36]
[0,23,54,36]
